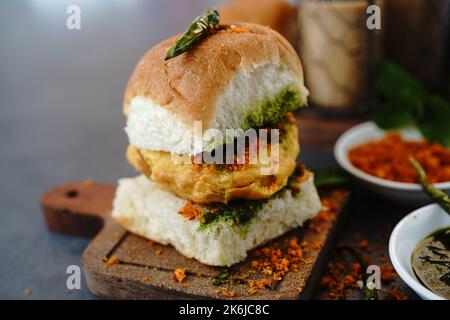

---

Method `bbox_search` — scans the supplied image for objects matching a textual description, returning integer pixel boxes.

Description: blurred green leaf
[375,61,426,101]
[314,167,351,188]
[416,95,450,147]
[373,60,450,146]
[373,61,426,129]
[372,99,414,129]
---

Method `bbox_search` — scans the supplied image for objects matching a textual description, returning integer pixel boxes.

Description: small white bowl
[334,121,450,206]
[389,204,450,300]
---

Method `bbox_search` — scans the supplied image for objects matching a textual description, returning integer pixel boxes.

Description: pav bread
[112,168,321,266]
[124,23,308,155]
[112,14,321,267]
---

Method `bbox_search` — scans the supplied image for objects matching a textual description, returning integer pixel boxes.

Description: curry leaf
[165,9,220,60]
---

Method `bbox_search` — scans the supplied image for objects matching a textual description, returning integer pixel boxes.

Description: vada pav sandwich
[112,10,322,267]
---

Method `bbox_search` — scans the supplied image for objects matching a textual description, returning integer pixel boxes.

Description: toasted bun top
[123,23,304,128]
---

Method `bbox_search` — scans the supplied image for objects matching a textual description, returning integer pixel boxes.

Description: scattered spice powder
[211,191,346,296]
[103,256,120,265]
[380,265,396,283]
[386,287,408,300]
[349,133,450,183]
[247,286,257,295]
[319,235,410,300]
[357,239,369,249]
[320,260,363,300]
[178,201,203,220]
[244,234,305,293]
[173,268,187,282]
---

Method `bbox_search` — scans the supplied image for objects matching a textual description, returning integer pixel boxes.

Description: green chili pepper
[409,157,450,214]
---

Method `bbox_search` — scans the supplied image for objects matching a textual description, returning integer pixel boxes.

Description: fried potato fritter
[127,116,300,204]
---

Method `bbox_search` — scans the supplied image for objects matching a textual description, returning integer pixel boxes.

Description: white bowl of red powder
[334,121,450,207]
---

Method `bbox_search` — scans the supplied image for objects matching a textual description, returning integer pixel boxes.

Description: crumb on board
[103,256,120,265]
[214,289,236,298]
[82,179,93,189]
[24,288,32,297]
[247,286,257,295]
[173,268,187,282]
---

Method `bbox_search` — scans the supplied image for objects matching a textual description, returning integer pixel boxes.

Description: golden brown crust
[126,146,151,177]
[126,118,300,204]
[123,23,303,129]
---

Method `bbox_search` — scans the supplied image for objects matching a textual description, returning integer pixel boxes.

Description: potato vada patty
[127,115,300,204]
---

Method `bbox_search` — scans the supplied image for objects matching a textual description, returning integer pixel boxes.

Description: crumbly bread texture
[124,23,307,155]
[112,172,322,267]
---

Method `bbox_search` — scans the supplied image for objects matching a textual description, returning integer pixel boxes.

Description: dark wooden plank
[41,181,115,237]
[41,181,349,299]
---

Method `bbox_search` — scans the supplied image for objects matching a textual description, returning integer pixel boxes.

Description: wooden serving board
[41,181,349,300]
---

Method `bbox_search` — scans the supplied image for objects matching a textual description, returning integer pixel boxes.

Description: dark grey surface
[0,0,222,300]
[0,0,419,300]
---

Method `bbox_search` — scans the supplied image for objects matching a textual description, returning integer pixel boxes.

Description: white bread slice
[112,173,322,267]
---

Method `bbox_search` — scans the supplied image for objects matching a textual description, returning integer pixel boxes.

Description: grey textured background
[0,0,418,300]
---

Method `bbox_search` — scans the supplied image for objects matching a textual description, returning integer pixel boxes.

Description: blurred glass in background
[295,0,449,115]
[298,0,376,114]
